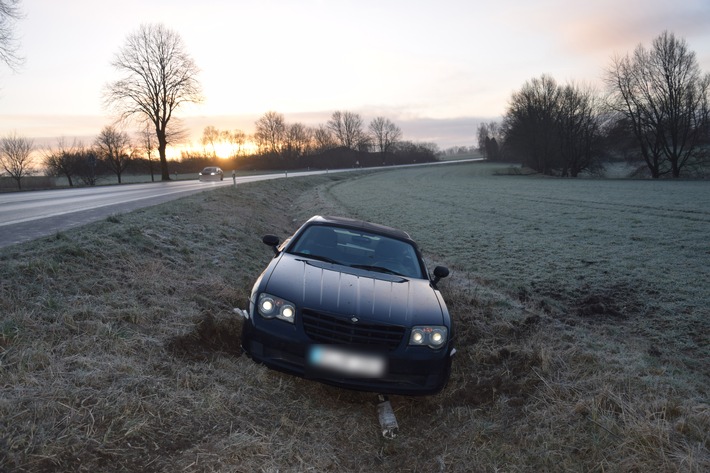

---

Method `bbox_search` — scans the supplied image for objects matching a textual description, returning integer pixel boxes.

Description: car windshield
[289,224,424,278]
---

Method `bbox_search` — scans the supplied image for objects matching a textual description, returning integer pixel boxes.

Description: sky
[1,0,709,153]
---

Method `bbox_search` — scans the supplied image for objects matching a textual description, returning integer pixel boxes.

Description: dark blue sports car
[241,215,453,395]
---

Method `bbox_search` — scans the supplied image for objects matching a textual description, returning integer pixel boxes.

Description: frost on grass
[1,165,708,472]
[326,162,710,470]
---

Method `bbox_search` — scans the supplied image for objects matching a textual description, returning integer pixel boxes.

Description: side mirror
[431,266,450,286]
[262,234,280,254]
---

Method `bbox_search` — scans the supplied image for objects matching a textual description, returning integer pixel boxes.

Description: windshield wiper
[350,264,404,276]
[292,252,341,265]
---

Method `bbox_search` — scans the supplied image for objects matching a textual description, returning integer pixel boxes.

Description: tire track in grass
[503,194,710,223]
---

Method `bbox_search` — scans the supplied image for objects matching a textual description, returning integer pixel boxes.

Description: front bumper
[241,317,453,396]
[199,174,223,181]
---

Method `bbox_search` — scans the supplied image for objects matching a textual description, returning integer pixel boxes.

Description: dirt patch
[573,284,644,320]
[166,311,244,361]
[576,293,626,319]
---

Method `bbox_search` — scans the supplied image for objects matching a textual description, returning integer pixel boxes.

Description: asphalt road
[0,173,285,248]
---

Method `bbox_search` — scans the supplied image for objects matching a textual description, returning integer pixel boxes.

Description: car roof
[306,215,414,243]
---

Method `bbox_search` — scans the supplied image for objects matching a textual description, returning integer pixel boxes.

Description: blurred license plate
[308,345,386,378]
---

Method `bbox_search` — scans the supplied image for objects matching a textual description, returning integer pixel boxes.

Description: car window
[290,226,342,263]
[289,225,424,278]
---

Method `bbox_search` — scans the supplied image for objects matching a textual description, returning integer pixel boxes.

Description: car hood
[263,255,445,326]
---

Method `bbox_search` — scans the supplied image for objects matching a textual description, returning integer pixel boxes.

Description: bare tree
[557,83,604,177]
[226,129,247,157]
[74,148,102,186]
[313,125,337,152]
[606,53,666,178]
[104,23,203,181]
[95,125,132,184]
[504,75,562,174]
[327,111,365,150]
[0,131,33,189]
[254,111,286,155]
[0,0,23,70]
[477,121,503,161]
[138,125,157,181]
[369,117,402,157]
[43,138,85,187]
[201,125,220,157]
[283,123,312,160]
[606,31,710,178]
[219,129,248,157]
[504,75,603,176]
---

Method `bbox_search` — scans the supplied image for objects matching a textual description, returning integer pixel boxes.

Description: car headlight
[409,326,447,349]
[257,293,296,323]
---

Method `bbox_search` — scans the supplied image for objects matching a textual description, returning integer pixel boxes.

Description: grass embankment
[1,163,708,472]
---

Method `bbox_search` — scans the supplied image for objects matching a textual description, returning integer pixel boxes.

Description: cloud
[558,1,710,56]
[0,115,115,147]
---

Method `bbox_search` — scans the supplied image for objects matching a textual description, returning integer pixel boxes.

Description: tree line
[478,31,710,178]
[196,110,403,160]
[180,110,437,175]
[0,125,150,190]
[0,109,435,190]
[190,110,431,164]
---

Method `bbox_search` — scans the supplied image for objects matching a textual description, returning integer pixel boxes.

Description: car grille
[301,309,405,351]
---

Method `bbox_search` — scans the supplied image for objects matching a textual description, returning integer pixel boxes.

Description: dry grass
[1,164,708,472]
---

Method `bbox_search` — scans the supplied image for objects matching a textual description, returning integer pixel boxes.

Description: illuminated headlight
[257,293,296,323]
[409,326,447,349]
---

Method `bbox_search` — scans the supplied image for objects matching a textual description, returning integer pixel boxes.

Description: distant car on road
[199,166,224,181]
[241,215,453,395]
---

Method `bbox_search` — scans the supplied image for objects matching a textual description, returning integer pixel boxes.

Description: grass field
[1,162,708,472]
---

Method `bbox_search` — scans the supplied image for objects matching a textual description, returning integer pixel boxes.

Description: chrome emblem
[350,316,359,323]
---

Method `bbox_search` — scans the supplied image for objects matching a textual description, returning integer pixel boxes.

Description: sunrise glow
[1,0,708,151]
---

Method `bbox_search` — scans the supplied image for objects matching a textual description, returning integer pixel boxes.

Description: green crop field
[1,162,708,472]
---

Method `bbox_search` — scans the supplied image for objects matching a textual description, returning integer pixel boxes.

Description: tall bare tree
[95,125,132,184]
[369,117,402,156]
[254,111,286,155]
[104,23,203,181]
[0,132,33,189]
[504,75,562,174]
[606,31,710,178]
[557,83,604,177]
[327,111,365,150]
[0,0,23,70]
[504,75,603,176]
